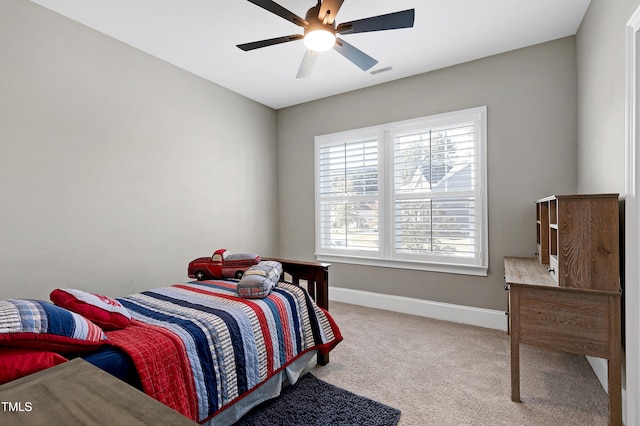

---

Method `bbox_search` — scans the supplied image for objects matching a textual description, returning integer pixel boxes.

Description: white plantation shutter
[315,107,487,276]
[317,133,381,254]
[391,116,480,264]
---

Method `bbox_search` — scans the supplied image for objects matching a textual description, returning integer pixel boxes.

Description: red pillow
[50,289,131,330]
[0,347,67,384]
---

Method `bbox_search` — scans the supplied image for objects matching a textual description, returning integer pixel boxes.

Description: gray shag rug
[234,373,401,425]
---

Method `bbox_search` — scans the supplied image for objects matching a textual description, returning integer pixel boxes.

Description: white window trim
[314,106,488,276]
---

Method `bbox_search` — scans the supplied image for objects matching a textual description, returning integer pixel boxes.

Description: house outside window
[314,106,488,276]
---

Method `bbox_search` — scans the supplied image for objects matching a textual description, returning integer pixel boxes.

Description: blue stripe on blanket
[299,288,324,347]
[272,288,303,354]
[40,302,76,337]
[119,296,221,412]
[261,297,286,366]
[118,296,213,418]
[139,292,250,396]
[153,286,263,393]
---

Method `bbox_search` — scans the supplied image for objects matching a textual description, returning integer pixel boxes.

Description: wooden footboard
[265,258,332,365]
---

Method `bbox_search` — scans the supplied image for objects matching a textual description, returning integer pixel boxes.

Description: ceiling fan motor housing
[305,4,335,34]
[303,4,336,51]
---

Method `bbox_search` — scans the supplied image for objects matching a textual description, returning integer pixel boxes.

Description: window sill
[315,254,488,277]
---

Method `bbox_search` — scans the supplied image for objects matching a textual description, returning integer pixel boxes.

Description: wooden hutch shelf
[505,194,622,426]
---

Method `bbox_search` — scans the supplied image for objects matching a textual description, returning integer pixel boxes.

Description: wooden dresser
[0,358,197,425]
[505,194,622,425]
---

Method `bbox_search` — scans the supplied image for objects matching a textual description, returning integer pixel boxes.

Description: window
[314,106,487,276]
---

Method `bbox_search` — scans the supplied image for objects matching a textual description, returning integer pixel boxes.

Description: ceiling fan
[237,0,415,78]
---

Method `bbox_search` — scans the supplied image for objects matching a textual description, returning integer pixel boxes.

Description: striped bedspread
[110,280,342,423]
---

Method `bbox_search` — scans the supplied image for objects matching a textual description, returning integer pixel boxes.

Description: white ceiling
[30,0,591,109]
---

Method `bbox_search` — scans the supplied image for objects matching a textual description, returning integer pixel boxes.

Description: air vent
[370,65,394,76]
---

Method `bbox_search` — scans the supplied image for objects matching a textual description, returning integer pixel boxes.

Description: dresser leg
[511,341,521,402]
[510,287,521,403]
[608,357,622,425]
[608,295,622,426]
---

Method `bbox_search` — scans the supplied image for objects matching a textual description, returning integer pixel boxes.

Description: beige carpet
[305,302,609,425]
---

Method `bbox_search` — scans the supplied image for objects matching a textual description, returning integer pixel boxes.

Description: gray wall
[0,0,278,300]
[577,0,640,194]
[277,38,578,311]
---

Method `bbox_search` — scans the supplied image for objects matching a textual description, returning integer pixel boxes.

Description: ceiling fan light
[304,29,336,52]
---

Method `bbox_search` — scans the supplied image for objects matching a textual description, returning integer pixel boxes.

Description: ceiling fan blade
[318,0,345,25]
[296,50,319,78]
[333,38,378,71]
[247,0,308,27]
[237,34,304,51]
[337,9,415,35]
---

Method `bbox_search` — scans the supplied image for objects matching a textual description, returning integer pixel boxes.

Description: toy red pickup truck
[188,249,261,280]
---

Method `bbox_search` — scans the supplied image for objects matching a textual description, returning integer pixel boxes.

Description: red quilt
[106,320,198,421]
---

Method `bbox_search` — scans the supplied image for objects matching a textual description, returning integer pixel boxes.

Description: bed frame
[266,258,332,365]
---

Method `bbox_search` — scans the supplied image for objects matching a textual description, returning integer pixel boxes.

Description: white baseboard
[587,356,609,392]
[329,286,508,331]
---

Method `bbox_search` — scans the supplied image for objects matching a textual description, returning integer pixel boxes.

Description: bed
[0,259,342,425]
